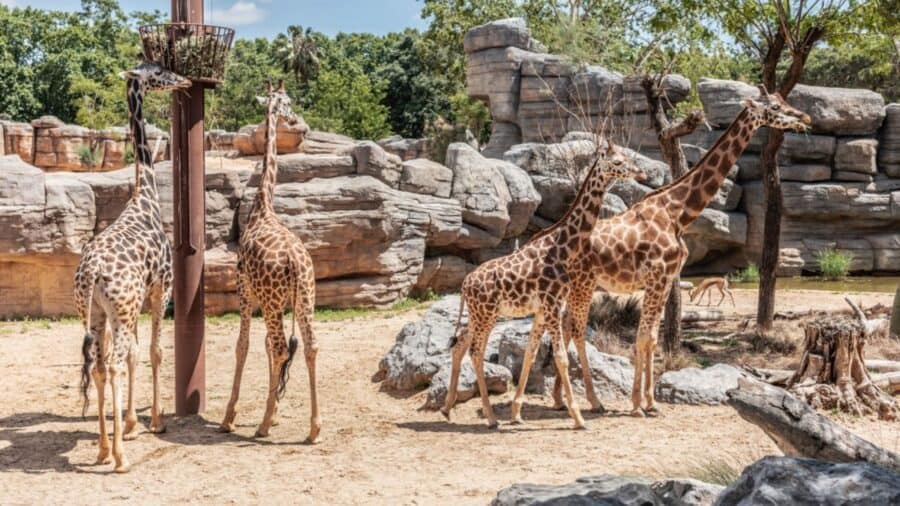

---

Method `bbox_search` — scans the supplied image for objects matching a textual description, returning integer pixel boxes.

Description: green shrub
[78,144,102,171]
[816,248,851,280]
[732,263,759,284]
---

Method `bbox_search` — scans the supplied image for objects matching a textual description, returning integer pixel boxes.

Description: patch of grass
[315,296,435,322]
[816,248,851,280]
[732,263,760,284]
[689,458,744,486]
[314,307,377,322]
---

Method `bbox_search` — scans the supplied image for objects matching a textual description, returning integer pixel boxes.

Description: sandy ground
[1,288,898,505]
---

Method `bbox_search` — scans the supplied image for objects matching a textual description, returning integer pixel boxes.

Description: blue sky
[2,0,430,38]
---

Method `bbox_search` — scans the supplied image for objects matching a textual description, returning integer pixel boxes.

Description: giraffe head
[596,144,647,184]
[742,86,811,132]
[119,61,191,92]
[257,80,299,125]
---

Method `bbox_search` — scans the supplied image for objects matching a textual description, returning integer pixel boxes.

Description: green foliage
[733,263,760,284]
[302,67,392,140]
[816,249,852,280]
[77,143,102,171]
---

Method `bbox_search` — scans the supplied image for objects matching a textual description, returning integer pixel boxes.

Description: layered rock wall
[1,115,169,172]
[466,18,900,275]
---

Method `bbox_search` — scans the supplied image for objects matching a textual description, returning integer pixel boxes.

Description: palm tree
[273,25,321,85]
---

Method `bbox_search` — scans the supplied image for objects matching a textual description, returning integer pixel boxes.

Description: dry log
[867,359,900,374]
[726,378,900,472]
[873,372,900,395]
[742,365,794,386]
[788,316,900,420]
[681,310,723,323]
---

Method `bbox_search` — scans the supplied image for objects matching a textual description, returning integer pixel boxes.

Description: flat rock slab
[716,456,900,505]
[492,475,723,506]
[656,363,746,405]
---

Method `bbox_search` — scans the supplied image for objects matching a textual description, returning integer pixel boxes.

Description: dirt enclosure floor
[1,288,898,504]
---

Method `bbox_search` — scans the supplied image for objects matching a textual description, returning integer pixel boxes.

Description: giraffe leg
[298,309,321,444]
[220,281,253,433]
[470,330,498,429]
[123,343,139,440]
[567,286,604,412]
[716,286,726,307]
[92,360,111,465]
[547,311,585,429]
[727,287,736,307]
[551,335,567,411]
[440,326,472,421]
[636,284,668,417]
[510,318,544,424]
[256,310,287,438]
[148,285,167,433]
[631,336,645,417]
[108,321,134,473]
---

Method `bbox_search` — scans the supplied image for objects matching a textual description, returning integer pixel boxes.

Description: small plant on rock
[816,248,851,280]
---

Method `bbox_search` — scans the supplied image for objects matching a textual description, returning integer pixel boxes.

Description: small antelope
[688,277,735,307]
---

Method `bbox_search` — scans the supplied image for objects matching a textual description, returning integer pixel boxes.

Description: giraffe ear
[741,98,761,109]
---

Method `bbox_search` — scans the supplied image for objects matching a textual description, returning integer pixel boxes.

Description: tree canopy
[0,0,894,140]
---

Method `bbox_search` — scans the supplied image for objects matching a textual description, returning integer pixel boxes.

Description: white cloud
[209,1,265,26]
[0,0,16,7]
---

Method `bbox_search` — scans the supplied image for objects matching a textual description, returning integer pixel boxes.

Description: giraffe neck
[659,108,758,229]
[252,97,278,217]
[530,163,610,257]
[127,78,158,200]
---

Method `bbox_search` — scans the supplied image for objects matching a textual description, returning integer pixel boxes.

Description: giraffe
[219,81,320,443]
[440,145,646,428]
[74,62,190,473]
[551,87,811,417]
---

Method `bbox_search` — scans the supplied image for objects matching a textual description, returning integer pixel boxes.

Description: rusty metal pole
[172,0,206,415]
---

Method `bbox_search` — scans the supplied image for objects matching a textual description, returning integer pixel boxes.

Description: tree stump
[788,317,900,420]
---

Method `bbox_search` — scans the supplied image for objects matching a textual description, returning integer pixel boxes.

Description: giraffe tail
[80,268,100,419]
[277,278,301,400]
[448,296,466,350]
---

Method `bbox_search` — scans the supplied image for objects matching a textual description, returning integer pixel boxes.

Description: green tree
[303,65,392,140]
[273,25,321,86]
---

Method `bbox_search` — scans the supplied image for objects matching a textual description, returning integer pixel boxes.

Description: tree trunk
[662,280,681,354]
[891,285,900,338]
[788,316,900,420]
[756,130,785,333]
[726,378,900,472]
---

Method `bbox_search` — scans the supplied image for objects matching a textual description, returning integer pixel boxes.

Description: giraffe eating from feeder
[74,61,190,473]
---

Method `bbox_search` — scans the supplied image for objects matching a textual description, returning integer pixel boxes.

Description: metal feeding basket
[139,23,235,85]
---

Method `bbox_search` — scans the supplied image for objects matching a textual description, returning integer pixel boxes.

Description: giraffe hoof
[255,427,270,438]
[218,423,236,434]
[551,403,567,411]
[510,417,526,426]
[439,407,451,421]
[123,429,140,441]
[589,404,607,414]
[114,460,131,474]
[644,406,660,418]
[487,421,499,430]
[630,408,645,418]
[95,450,112,465]
[148,423,167,434]
[573,422,588,431]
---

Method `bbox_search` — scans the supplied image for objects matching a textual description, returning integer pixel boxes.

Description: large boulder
[494,161,542,237]
[232,117,310,156]
[445,142,513,248]
[880,103,900,177]
[464,18,532,54]
[425,358,512,409]
[496,326,634,398]
[787,84,886,136]
[378,135,429,161]
[299,130,355,154]
[399,158,454,198]
[698,78,759,128]
[260,153,356,183]
[716,456,900,505]
[655,363,747,405]
[352,141,403,188]
[240,175,461,308]
[834,138,878,174]
[492,476,724,506]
